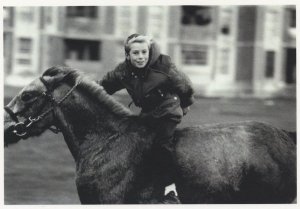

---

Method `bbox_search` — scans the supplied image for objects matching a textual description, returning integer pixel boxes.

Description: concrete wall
[4,32,14,75]
[103,6,115,35]
[137,6,147,34]
[46,36,65,68]
[168,6,181,39]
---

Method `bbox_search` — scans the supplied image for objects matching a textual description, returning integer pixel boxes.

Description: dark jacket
[99,42,194,122]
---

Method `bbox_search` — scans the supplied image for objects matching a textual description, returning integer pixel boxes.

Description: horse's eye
[21,92,34,102]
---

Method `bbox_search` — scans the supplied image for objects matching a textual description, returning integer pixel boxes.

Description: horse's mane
[43,66,134,117]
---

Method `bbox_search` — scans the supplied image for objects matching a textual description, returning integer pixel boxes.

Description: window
[4,33,8,57]
[219,48,230,74]
[17,59,31,65]
[4,7,10,19]
[3,7,12,27]
[288,8,296,28]
[19,7,34,22]
[181,44,208,65]
[219,8,234,35]
[66,6,97,18]
[147,7,164,39]
[19,38,32,53]
[64,39,101,61]
[46,7,52,24]
[116,7,136,37]
[181,6,211,26]
[265,51,275,78]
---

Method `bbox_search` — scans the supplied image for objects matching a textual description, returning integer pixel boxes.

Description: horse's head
[4,66,78,146]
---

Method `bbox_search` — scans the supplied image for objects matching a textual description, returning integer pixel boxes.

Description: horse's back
[174,121,296,203]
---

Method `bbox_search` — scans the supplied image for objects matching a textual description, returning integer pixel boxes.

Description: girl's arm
[97,64,125,95]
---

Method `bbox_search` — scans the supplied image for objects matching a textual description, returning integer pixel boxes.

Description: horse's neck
[55,92,125,160]
[53,87,157,200]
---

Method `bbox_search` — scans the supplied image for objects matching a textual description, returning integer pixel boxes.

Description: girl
[99,34,194,175]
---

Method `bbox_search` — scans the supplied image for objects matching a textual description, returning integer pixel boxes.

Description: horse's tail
[283,130,296,145]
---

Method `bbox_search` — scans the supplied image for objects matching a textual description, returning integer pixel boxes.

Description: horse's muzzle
[12,122,27,137]
[4,113,23,146]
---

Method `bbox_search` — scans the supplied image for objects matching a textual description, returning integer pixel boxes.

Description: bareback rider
[98,34,194,178]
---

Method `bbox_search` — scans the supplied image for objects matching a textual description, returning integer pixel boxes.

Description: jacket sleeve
[97,64,125,95]
[168,62,195,108]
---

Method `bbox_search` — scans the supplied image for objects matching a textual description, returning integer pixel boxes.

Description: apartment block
[3,6,296,97]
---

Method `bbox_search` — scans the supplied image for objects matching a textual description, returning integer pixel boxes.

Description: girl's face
[128,42,149,68]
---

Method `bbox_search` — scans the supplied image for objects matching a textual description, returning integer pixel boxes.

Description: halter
[4,76,81,138]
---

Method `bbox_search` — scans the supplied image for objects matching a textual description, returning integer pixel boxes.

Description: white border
[1,1,299,209]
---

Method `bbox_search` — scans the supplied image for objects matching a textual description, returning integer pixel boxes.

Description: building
[3,5,296,97]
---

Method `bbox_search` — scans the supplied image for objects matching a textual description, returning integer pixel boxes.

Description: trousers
[143,117,179,170]
[143,117,179,148]
[155,119,178,150]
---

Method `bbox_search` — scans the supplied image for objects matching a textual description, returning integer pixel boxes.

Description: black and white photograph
[2,0,297,206]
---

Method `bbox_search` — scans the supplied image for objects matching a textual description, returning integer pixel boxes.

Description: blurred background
[3,5,296,204]
[4,5,296,97]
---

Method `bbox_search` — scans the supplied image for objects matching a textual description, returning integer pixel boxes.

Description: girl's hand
[182,106,190,115]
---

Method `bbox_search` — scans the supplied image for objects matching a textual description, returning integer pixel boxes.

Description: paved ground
[4,89,296,204]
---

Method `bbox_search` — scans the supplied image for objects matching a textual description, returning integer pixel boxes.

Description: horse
[4,66,296,204]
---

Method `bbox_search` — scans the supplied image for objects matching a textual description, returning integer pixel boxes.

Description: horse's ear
[42,66,74,88]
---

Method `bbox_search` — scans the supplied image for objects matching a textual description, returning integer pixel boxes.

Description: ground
[4,93,296,204]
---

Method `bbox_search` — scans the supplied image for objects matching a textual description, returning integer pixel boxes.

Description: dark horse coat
[174,123,296,203]
[4,66,296,204]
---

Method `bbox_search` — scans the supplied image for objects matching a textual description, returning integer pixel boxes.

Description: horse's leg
[130,177,180,204]
[135,182,180,204]
[76,184,100,204]
[128,179,164,204]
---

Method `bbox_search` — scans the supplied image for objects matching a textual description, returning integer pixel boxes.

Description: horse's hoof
[163,191,181,204]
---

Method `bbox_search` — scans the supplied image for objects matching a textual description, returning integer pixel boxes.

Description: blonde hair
[124,34,153,55]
